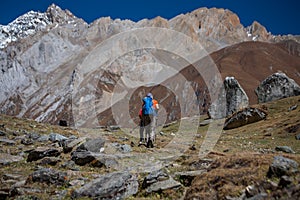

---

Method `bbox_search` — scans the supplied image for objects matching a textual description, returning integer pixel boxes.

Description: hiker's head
[147,93,153,98]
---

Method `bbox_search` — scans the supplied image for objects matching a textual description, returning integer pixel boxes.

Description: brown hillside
[98,41,300,126]
[211,40,300,104]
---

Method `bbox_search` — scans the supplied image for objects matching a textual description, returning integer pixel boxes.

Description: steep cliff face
[0,4,299,127]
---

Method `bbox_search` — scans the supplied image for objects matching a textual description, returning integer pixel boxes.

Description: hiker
[139,93,154,148]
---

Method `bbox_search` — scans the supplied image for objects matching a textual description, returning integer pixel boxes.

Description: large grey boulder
[73,172,138,199]
[224,77,249,116]
[255,72,300,103]
[208,77,248,119]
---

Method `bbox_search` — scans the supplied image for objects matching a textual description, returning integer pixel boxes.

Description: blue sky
[0,0,299,35]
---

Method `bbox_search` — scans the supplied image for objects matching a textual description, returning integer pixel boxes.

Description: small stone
[245,185,258,198]
[288,104,298,111]
[275,146,295,154]
[49,133,68,142]
[267,156,299,178]
[278,175,293,188]
[295,134,300,140]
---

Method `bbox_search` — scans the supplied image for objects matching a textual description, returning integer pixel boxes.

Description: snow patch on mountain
[0,11,52,49]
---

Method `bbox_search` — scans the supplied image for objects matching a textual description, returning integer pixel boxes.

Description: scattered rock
[175,170,206,186]
[62,137,86,153]
[76,138,105,153]
[285,123,300,133]
[37,135,49,142]
[199,119,212,126]
[69,179,85,187]
[288,104,298,111]
[267,156,299,178]
[107,125,121,132]
[142,169,169,189]
[111,143,132,153]
[73,172,138,199]
[275,146,295,154]
[0,131,6,136]
[37,157,61,166]
[29,168,68,185]
[21,138,34,145]
[223,107,267,130]
[0,153,23,165]
[27,132,41,140]
[71,151,96,166]
[0,138,16,145]
[245,185,259,198]
[49,133,68,142]
[27,147,61,162]
[61,160,80,171]
[146,177,182,193]
[278,175,293,188]
[255,72,300,103]
[92,154,119,169]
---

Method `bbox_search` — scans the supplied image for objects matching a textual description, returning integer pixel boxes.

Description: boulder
[145,177,182,193]
[76,138,105,153]
[255,72,300,103]
[223,107,267,130]
[267,156,299,178]
[142,169,169,189]
[61,137,87,153]
[73,172,138,199]
[208,77,249,119]
[71,151,96,166]
[224,77,249,116]
[0,153,23,165]
[27,147,61,162]
[49,133,68,142]
[29,168,68,185]
[296,134,300,140]
[71,151,119,168]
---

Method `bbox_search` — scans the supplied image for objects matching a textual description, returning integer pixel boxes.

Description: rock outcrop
[223,107,267,130]
[224,77,249,116]
[255,72,300,103]
[73,172,139,199]
[208,77,249,119]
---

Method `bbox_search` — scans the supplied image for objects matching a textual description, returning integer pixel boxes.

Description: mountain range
[0,4,299,127]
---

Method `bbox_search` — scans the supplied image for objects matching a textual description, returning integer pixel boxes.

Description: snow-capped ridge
[0,4,86,49]
[0,10,51,49]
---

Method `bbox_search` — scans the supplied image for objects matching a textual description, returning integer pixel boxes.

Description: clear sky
[0,0,299,35]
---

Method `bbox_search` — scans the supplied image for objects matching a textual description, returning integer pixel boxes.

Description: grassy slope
[0,96,299,199]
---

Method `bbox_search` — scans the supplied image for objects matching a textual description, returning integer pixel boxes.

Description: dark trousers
[139,114,152,142]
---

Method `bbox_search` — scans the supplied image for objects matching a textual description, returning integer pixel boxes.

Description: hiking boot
[139,139,145,145]
[147,140,154,148]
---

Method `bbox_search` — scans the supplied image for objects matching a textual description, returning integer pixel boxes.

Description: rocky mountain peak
[246,20,271,41]
[46,3,78,24]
